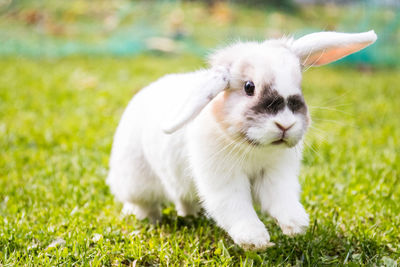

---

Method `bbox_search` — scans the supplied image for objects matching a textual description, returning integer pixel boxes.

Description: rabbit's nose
[274,121,295,132]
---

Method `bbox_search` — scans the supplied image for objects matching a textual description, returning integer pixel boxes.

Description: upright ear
[162,67,229,134]
[292,30,377,66]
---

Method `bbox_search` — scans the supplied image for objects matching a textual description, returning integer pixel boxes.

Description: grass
[0,55,399,266]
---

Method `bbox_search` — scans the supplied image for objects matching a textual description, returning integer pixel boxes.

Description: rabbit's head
[209,40,309,147]
[163,31,377,147]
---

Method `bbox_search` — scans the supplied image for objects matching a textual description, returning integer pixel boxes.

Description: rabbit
[107,31,377,251]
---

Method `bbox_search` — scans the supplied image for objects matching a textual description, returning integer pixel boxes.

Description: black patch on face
[287,94,307,114]
[251,88,285,115]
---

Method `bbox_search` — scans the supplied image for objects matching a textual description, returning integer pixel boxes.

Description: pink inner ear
[304,42,370,66]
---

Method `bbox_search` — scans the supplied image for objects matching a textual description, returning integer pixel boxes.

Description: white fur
[107,31,377,250]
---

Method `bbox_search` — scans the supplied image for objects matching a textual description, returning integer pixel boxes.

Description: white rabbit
[107,31,377,250]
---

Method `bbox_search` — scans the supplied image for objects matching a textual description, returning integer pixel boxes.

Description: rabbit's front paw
[274,204,309,236]
[229,221,274,251]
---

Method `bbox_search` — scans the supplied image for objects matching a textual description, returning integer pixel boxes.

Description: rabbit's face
[211,43,310,148]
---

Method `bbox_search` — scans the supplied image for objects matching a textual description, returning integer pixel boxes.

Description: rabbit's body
[107,72,203,218]
[107,31,377,250]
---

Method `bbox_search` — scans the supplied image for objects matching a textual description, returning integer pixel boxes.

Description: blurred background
[0,0,398,66]
[1,1,400,265]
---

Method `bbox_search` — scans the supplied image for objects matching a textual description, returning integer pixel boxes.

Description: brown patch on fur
[239,62,253,78]
[211,91,244,134]
[211,91,229,130]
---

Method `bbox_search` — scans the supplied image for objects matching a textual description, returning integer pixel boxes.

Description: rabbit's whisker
[303,140,322,160]
[312,118,357,128]
[310,106,353,116]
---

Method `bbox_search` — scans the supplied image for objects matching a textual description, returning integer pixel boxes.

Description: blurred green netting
[0,0,398,66]
[335,1,399,66]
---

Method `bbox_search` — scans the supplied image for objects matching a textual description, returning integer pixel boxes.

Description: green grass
[0,55,399,266]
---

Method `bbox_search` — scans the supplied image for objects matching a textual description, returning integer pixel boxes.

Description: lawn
[0,55,399,266]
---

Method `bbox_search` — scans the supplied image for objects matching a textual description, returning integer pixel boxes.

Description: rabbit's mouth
[241,134,287,147]
[271,139,286,145]
[272,137,300,148]
[239,130,299,148]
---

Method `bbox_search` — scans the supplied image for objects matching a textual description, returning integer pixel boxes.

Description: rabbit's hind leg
[175,199,201,217]
[122,202,161,223]
[107,152,165,222]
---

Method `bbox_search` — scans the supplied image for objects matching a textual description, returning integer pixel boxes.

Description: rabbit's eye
[244,81,255,96]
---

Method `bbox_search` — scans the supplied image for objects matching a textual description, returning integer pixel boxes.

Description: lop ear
[292,30,377,66]
[162,67,229,134]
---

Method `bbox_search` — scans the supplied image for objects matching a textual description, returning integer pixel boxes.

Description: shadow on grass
[129,211,393,265]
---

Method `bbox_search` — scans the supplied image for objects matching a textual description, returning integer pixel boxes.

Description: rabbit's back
[108,72,202,206]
